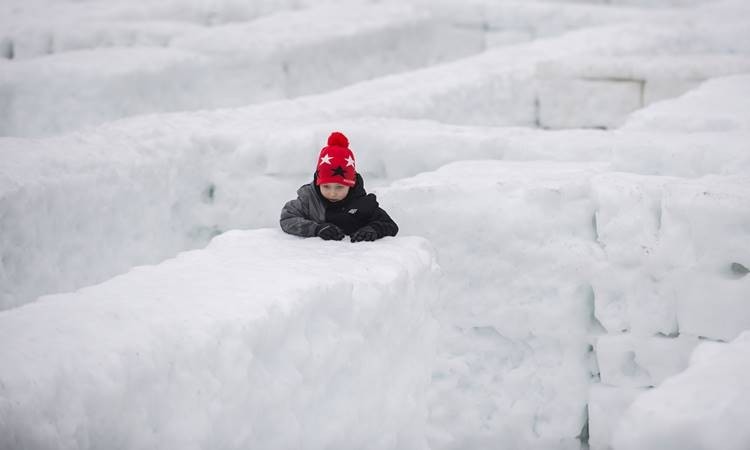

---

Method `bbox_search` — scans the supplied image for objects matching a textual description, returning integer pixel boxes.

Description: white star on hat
[320,154,333,165]
[345,156,355,167]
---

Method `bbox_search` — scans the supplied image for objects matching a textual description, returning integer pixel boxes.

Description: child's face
[319,183,350,202]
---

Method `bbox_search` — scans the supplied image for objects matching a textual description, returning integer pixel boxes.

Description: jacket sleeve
[280,197,321,238]
[367,207,399,238]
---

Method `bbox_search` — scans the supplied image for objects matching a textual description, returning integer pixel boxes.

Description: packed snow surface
[0,230,438,450]
[378,160,605,449]
[1,0,750,449]
[612,331,750,450]
[0,3,484,136]
[376,154,750,448]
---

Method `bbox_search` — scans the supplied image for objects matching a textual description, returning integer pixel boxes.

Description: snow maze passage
[1,1,750,449]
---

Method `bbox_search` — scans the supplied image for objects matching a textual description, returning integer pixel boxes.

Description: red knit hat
[315,131,356,187]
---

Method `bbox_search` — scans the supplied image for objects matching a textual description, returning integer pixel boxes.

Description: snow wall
[0,230,439,450]
[2,0,750,449]
[377,157,750,449]
[0,3,484,137]
[1,75,750,450]
[611,331,750,450]
[3,0,749,137]
[3,118,748,313]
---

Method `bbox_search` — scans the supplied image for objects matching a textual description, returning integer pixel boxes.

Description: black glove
[317,223,345,241]
[351,226,378,242]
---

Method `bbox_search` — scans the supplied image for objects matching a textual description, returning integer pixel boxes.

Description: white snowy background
[1,0,749,449]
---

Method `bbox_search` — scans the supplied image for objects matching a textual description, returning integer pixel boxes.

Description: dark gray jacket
[280,174,398,239]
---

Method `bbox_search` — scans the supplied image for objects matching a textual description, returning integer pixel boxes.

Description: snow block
[590,173,676,335]
[0,0,297,59]
[660,176,750,342]
[642,78,700,105]
[590,173,750,337]
[0,3,484,137]
[168,4,484,98]
[380,160,606,338]
[590,266,676,336]
[0,230,438,450]
[0,118,506,311]
[611,332,750,450]
[588,384,645,450]
[609,131,750,177]
[0,47,212,137]
[622,74,750,132]
[537,78,642,129]
[450,1,647,38]
[378,161,606,449]
[673,273,750,342]
[2,17,690,137]
[538,56,750,89]
[592,180,655,256]
[595,334,700,388]
[537,56,750,129]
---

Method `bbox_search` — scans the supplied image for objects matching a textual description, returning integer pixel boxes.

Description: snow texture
[0,230,438,450]
[0,3,484,137]
[588,384,644,450]
[536,56,750,128]
[377,161,606,448]
[5,1,750,136]
[612,332,750,450]
[622,74,750,132]
[1,0,750,449]
[595,334,700,387]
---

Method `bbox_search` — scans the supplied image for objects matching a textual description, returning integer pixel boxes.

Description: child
[280,131,398,242]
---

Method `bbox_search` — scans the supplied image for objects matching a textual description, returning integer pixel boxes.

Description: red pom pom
[327,131,349,148]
